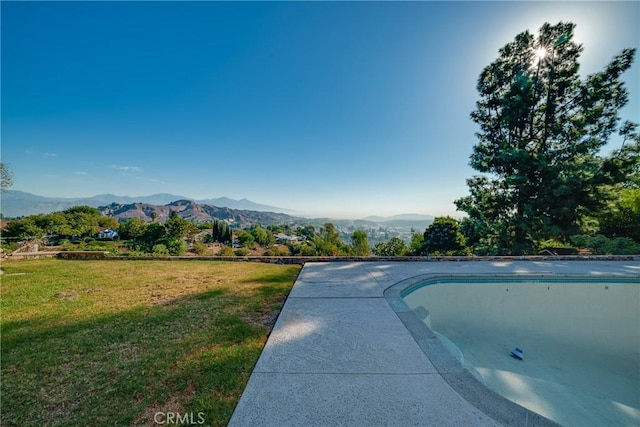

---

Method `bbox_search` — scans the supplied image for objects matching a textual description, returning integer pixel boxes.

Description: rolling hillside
[99,199,298,228]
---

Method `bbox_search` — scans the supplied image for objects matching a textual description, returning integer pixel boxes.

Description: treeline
[118,212,203,255]
[0,208,413,257]
[415,214,640,256]
[3,204,639,256]
[1,206,117,242]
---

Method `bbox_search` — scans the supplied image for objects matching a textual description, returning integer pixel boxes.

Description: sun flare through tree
[456,22,639,254]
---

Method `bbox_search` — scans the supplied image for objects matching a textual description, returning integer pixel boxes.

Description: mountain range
[0,190,292,218]
[0,190,436,229]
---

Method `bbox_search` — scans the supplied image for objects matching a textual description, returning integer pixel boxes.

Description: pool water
[402,277,640,426]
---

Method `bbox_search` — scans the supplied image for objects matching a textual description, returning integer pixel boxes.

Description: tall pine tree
[456,22,638,254]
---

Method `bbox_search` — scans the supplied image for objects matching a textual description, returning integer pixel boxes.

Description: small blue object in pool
[511,348,524,360]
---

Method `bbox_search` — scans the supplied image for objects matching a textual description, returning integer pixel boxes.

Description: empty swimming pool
[401,276,640,426]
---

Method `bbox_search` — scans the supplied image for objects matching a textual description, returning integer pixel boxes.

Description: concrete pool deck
[229,260,639,426]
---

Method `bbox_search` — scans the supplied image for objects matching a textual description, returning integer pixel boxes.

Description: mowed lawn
[1,259,301,426]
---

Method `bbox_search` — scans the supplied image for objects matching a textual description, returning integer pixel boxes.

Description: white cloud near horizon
[111,164,142,173]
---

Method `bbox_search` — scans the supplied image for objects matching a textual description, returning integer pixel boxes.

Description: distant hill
[0,190,293,218]
[98,199,297,228]
[1,191,441,231]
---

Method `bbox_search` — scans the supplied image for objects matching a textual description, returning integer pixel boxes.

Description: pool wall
[401,277,639,359]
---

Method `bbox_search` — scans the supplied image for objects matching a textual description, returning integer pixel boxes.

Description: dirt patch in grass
[54,289,79,300]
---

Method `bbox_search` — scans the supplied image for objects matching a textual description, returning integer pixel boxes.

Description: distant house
[97,228,118,240]
[274,233,300,244]
[194,230,212,242]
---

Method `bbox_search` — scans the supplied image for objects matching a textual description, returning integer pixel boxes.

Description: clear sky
[2,1,639,218]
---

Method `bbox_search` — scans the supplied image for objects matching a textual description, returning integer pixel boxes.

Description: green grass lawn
[1,259,301,426]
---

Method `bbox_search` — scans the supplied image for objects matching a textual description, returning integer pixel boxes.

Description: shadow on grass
[1,288,280,426]
[237,268,301,286]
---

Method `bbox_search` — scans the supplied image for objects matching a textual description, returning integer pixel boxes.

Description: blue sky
[2,1,639,218]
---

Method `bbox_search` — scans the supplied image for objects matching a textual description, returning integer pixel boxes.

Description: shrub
[373,237,407,256]
[428,248,473,256]
[279,245,292,256]
[570,234,640,255]
[218,246,235,257]
[192,241,208,256]
[152,244,169,255]
[607,237,640,254]
[236,232,255,248]
[350,230,371,256]
[165,238,188,256]
[296,243,317,256]
[264,246,291,256]
[538,239,571,250]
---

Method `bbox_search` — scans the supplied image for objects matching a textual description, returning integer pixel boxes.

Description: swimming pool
[401,276,639,426]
